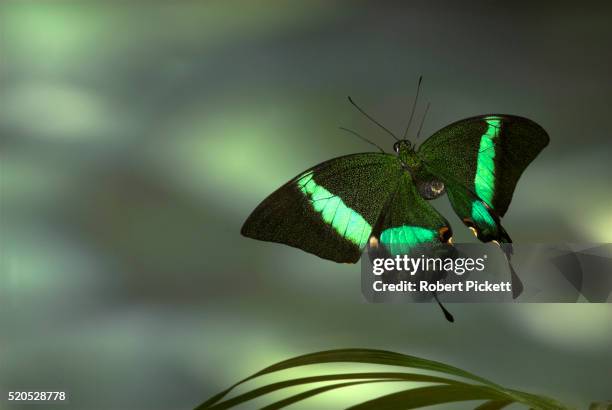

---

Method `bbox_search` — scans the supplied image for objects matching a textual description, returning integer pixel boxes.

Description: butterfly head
[393,139,413,154]
[394,139,421,169]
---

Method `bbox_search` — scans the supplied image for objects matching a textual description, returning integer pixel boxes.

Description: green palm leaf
[261,380,399,410]
[196,348,574,410]
[206,372,464,410]
[346,384,509,409]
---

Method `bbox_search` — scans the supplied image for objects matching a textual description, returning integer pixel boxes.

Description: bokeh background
[1,2,611,409]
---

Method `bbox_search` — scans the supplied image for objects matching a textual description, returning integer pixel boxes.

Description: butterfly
[241,78,549,312]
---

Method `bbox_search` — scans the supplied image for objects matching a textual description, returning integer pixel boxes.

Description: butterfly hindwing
[418,115,549,218]
[241,153,402,263]
[444,177,524,297]
[444,178,511,244]
[373,173,453,256]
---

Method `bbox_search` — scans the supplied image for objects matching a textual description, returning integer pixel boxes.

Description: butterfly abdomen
[409,167,447,201]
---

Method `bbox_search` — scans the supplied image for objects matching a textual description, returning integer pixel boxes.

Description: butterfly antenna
[416,102,431,139]
[402,75,423,139]
[433,292,454,323]
[339,127,385,153]
[347,96,399,141]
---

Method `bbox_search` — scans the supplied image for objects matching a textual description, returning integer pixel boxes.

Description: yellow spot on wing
[369,236,379,248]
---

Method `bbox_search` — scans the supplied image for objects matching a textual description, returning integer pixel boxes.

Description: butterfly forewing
[418,115,548,244]
[418,115,549,218]
[241,153,402,263]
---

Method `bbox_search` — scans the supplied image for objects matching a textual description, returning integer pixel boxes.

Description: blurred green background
[1,2,611,409]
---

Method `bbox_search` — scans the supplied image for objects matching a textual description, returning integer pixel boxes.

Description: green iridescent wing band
[241,153,402,263]
[373,173,453,256]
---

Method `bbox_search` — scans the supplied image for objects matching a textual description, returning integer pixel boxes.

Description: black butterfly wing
[418,115,549,218]
[417,115,546,298]
[241,153,402,263]
[372,173,453,256]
